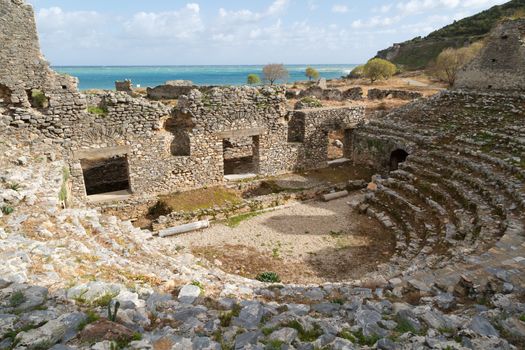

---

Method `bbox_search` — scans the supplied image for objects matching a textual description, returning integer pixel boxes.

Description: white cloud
[352,16,402,29]
[36,7,106,48]
[332,4,349,13]
[218,0,289,24]
[123,3,204,40]
[396,0,507,15]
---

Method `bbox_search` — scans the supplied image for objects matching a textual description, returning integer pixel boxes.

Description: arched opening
[0,84,12,105]
[389,149,409,171]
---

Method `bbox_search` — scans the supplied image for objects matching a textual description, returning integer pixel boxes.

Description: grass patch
[1,323,42,342]
[225,211,261,228]
[87,105,108,116]
[157,187,242,213]
[77,310,100,331]
[340,329,380,346]
[219,304,242,327]
[395,318,418,334]
[7,183,20,191]
[256,272,281,283]
[265,339,284,350]
[519,314,525,322]
[9,291,26,307]
[191,280,205,294]
[93,292,118,307]
[299,97,323,107]
[284,320,323,342]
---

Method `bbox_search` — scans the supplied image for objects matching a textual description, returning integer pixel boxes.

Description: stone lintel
[74,146,131,160]
[216,127,265,139]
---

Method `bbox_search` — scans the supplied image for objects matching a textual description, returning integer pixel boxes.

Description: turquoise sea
[53,65,358,91]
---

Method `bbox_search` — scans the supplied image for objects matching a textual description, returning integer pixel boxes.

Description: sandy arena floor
[166,195,395,284]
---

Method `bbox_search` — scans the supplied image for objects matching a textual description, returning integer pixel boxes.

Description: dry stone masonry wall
[456,19,525,91]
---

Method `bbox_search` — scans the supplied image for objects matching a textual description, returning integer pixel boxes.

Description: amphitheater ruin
[0,0,525,349]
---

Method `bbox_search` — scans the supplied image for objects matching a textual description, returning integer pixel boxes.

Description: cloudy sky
[26,0,509,66]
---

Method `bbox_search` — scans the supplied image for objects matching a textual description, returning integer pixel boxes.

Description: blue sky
[26,0,509,65]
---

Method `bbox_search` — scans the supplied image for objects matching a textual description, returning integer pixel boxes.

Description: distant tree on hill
[430,42,484,86]
[347,65,365,79]
[262,64,289,85]
[363,58,397,83]
[305,67,320,81]
[247,74,261,85]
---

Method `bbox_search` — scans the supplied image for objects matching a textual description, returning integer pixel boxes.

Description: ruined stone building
[456,19,525,91]
[0,0,363,203]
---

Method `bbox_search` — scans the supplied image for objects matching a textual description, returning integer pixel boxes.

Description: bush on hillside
[347,65,365,79]
[430,42,484,86]
[363,59,397,83]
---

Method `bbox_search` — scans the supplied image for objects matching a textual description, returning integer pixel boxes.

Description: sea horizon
[52,64,359,91]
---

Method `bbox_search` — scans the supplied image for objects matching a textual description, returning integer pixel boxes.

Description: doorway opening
[389,149,409,171]
[327,129,345,161]
[223,135,260,175]
[81,155,131,196]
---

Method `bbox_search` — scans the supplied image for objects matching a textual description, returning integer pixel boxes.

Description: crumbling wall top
[455,19,525,91]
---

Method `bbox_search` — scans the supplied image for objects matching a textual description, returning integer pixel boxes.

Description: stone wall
[368,89,423,100]
[0,0,365,203]
[0,0,80,107]
[352,130,417,172]
[292,107,365,169]
[456,19,525,91]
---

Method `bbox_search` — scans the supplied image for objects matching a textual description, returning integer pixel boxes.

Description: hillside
[375,0,525,70]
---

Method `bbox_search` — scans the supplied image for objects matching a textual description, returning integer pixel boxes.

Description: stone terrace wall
[456,19,525,91]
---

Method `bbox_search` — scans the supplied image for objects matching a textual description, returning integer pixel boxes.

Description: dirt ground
[167,196,395,284]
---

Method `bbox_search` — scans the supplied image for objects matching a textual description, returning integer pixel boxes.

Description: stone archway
[389,149,409,171]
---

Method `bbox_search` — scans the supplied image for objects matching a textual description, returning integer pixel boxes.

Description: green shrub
[348,65,365,79]
[363,58,397,83]
[247,74,261,85]
[9,291,26,307]
[256,272,281,283]
[305,67,320,81]
[2,206,14,215]
[299,97,322,107]
[29,89,48,109]
[8,183,20,191]
[87,105,108,116]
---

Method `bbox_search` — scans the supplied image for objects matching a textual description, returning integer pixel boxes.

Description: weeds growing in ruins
[1,206,14,215]
[9,291,26,307]
[87,105,108,116]
[256,272,281,283]
[284,320,323,342]
[225,211,261,228]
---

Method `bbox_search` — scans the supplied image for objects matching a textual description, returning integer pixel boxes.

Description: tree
[347,65,365,79]
[363,58,397,83]
[262,64,289,85]
[305,67,320,81]
[247,74,261,85]
[431,42,483,86]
